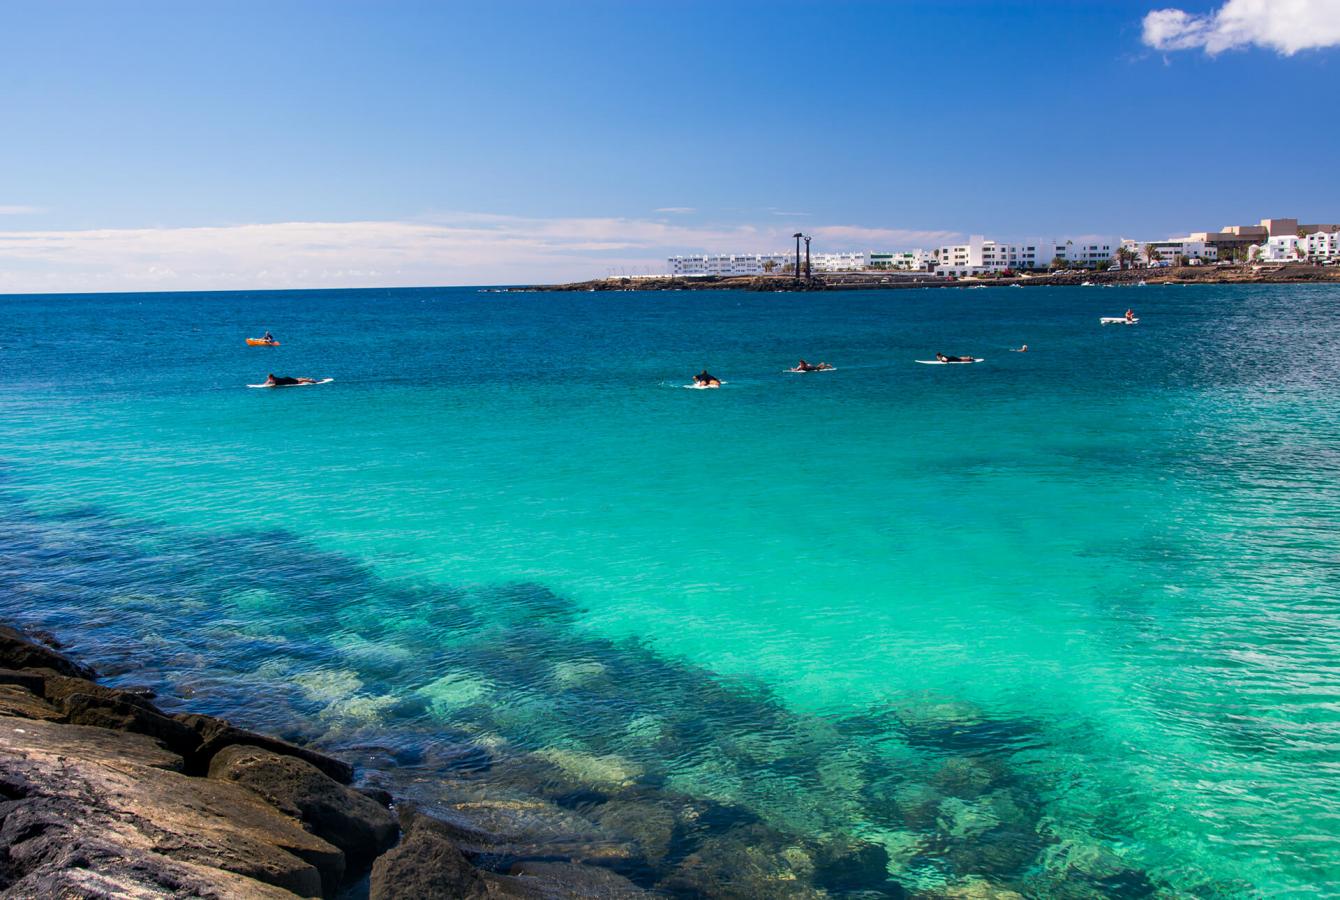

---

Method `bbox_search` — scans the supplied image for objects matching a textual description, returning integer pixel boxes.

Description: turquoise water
[2,285,1338,896]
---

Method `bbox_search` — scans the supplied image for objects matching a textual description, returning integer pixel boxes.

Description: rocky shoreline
[518,263,1340,293]
[0,623,647,898]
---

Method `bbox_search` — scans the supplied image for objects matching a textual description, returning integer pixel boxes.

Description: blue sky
[1,0,1337,290]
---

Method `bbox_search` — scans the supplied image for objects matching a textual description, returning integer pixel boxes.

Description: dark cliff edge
[516,264,1340,294]
[0,623,646,899]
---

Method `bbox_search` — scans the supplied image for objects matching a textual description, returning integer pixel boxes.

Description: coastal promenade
[525,263,1340,293]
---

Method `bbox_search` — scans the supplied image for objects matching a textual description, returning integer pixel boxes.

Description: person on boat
[935,352,975,363]
[1124,309,1135,322]
[694,369,721,386]
[262,331,275,343]
[263,373,316,387]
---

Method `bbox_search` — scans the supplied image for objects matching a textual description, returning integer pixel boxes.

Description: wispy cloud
[654,207,695,214]
[0,213,960,293]
[1143,0,1340,55]
[768,209,811,217]
[0,205,44,215]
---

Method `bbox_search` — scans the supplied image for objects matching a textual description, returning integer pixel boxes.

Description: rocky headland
[519,263,1340,293]
[0,624,646,899]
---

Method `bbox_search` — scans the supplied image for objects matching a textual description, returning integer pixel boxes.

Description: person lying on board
[263,373,316,386]
[694,370,721,386]
[793,360,835,372]
[935,353,975,363]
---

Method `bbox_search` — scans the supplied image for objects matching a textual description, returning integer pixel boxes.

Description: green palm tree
[1143,243,1161,267]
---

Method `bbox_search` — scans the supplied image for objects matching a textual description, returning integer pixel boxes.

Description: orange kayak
[246,338,280,346]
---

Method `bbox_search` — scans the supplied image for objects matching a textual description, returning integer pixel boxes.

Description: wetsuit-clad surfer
[694,370,721,386]
[935,353,975,363]
[263,373,316,386]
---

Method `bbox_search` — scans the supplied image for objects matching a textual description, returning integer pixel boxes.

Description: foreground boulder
[209,744,397,866]
[0,714,342,897]
[370,804,489,899]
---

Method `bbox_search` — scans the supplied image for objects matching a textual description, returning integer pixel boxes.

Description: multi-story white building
[1254,231,1340,262]
[669,250,899,275]
[810,252,869,272]
[668,254,793,276]
[1122,239,1217,266]
[933,236,1118,276]
[869,250,934,271]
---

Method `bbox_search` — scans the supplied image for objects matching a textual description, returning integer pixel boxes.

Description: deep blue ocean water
[2,284,1338,896]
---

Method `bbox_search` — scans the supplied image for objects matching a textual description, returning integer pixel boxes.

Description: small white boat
[1100,317,1139,325]
[1081,281,1094,287]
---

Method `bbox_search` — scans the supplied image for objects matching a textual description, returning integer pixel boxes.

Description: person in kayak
[263,373,316,386]
[935,353,975,363]
[694,369,721,386]
[262,330,276,343]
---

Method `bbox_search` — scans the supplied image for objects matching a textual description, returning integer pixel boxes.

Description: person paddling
[1125,309,1135,322]
[263,373,316,387]
[694,369,721,387]
[935,352,975,363]
[262,330,276,343]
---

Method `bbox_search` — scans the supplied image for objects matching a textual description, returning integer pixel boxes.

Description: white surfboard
[247,378,334,388]
[1100,317,1138,325]
[915,358,984,365]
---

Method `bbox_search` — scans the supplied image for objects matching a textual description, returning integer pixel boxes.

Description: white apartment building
[933,236,1118,276]
[668,254,793,276]
[1255,231,1340,262]
[668,250,890,275]
[1122,239,1217,266]
[810,252,869,272]
[870,250,934,271]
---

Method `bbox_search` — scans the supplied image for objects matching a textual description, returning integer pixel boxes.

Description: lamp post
[803,235,811,281]
[793,232,802,280]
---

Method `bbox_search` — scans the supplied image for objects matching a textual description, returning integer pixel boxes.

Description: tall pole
[793,232,802,280]
[803,236,811,281]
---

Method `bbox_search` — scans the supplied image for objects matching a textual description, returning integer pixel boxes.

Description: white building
[668,253,793,276]
[810,252,869,272]
[869,250,934,271]
[1122,239,1217,266]
[933,236,1118,276]
[1254,231,1340,262]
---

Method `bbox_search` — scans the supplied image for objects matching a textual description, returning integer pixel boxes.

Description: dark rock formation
[370,804,488,899]
[0,622,654,898]
[209,744,397,866]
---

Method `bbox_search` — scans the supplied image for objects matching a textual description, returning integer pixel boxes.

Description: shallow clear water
[2,285,1338,896]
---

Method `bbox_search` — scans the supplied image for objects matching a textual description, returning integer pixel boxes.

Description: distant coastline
[521,263,1340,293]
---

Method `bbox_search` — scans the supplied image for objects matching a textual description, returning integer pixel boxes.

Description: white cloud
[654,207,695,214]
[0,205,44,215]
[1143,0,1340,55]
[0,213,960,293]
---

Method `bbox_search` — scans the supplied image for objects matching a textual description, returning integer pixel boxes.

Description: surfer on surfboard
[694,369,721,387]
[262,373,317,387]
[791,360,834,372]
[1010,345,1028,353]
[1125,309,1135,323]
[935,353,976,363]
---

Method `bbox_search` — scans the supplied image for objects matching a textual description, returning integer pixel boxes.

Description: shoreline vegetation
[520,263,1340,293]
